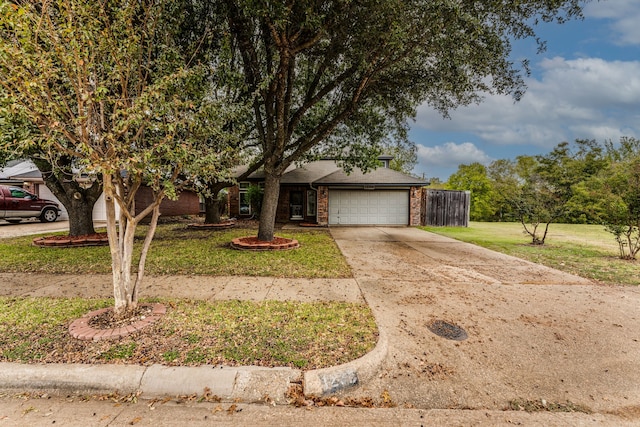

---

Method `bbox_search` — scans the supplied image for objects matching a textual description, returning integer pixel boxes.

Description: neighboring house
[229,157,428,226]
[0,159,70,220]
[0,160,200,221]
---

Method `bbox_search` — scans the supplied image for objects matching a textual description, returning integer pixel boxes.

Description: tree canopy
[221,0,586,240]
[446,137,640,252]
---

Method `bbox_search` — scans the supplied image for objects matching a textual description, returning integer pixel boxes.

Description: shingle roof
[280,161,341,184]
[234,159,427,187]
[313,166,427,186]
[0,160,40,180]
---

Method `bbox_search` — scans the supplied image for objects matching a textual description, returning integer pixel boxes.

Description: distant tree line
[445,137,640,258]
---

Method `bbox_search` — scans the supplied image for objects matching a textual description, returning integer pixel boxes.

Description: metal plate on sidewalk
[427,320,468,341]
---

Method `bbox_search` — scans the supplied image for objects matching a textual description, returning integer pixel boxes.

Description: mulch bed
[33,232,109,248]
[231,236,300,251]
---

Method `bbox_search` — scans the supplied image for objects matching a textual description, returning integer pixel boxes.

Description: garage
[328,190,409,225]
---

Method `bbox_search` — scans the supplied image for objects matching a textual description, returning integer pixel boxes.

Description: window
[307,190,317,216]
[9,188,28,198]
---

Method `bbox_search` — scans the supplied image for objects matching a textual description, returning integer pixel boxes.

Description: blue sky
[410,1,640,181]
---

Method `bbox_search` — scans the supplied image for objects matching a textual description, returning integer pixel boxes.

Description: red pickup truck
[0,185,61,223]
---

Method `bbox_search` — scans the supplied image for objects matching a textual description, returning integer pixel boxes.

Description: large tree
[575,137,640,259]
[447,162,495,221]
[222,0,585,241]
[0,0,238,315]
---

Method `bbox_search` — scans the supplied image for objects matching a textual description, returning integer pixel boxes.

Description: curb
[0,362,301,404]
[303,328,388,396]
[0,330,386,402]
[0,363,146,395]
[140,365,301,403]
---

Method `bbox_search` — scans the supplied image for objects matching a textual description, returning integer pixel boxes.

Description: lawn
[0,222,377,368]
[0,296,377,369]
[420,221,640,286]
[0,224,352,278]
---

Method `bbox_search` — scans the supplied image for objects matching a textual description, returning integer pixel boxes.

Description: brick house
[229,158,427,226]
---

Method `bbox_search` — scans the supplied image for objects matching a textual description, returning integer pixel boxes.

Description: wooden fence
[421,189,470,227]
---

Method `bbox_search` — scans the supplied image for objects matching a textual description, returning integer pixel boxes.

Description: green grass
[420,222,640,286]
[0,223,371,368]
[0,224,352,278]
[0,297,378,369]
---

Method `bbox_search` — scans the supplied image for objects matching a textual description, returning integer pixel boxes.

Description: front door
[289,191,304,220]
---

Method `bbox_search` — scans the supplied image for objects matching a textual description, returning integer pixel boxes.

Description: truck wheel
[40,208,58,223]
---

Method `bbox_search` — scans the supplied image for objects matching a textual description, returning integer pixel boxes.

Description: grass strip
[0,296,377,369]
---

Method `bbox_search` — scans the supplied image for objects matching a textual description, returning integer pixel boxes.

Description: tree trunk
[203,183,229,224]
[67,196,98,236]
[257,173,281,241]
[204,197,222,224]
[103,173,164,317]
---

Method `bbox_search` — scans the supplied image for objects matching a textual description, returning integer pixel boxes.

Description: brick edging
[69,303,166,341]
[230,237,300,251]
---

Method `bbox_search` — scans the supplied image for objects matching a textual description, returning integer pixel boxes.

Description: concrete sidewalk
[0,273,364,303]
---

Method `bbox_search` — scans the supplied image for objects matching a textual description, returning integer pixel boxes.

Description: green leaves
[1,0,243,200]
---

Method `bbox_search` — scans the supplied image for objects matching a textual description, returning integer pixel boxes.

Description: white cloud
[585,1,640,45]
[415,57,640,148]
[417,142,492,167]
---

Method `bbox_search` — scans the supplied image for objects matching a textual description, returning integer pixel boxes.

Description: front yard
[0,223,377,369]
[0,224,352,278]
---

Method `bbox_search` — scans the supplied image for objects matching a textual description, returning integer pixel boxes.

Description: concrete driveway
[0,219,71,238]
[331,227,640,416]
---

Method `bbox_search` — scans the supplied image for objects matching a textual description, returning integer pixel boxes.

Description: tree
[0,95,102,236]
[222,0,585,241]
[383,139,418,175]
[580,137,640,259]
[0,0,238,315]
[487,158,520,221]
[537,139,607,223]
[488,141,606,245]
[446,162,495,221]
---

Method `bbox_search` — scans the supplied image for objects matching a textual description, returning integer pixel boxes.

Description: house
[0,160,200,221]
[0,159,70,220]
[229,157,428,226]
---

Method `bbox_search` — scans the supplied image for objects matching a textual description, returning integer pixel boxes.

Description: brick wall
[228,186,241,217]
[135,186,200,217]
[275,187,291,222]
[276,186,318,222]
[317,186,329,225]
[409,186,422,226]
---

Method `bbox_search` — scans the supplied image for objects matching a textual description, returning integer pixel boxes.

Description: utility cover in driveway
[427,320,468,341]
[328,190,409,225]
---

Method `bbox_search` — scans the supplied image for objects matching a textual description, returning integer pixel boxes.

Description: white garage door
[328,190,409,225]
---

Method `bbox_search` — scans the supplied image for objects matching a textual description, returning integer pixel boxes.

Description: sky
[409,1,640,181]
